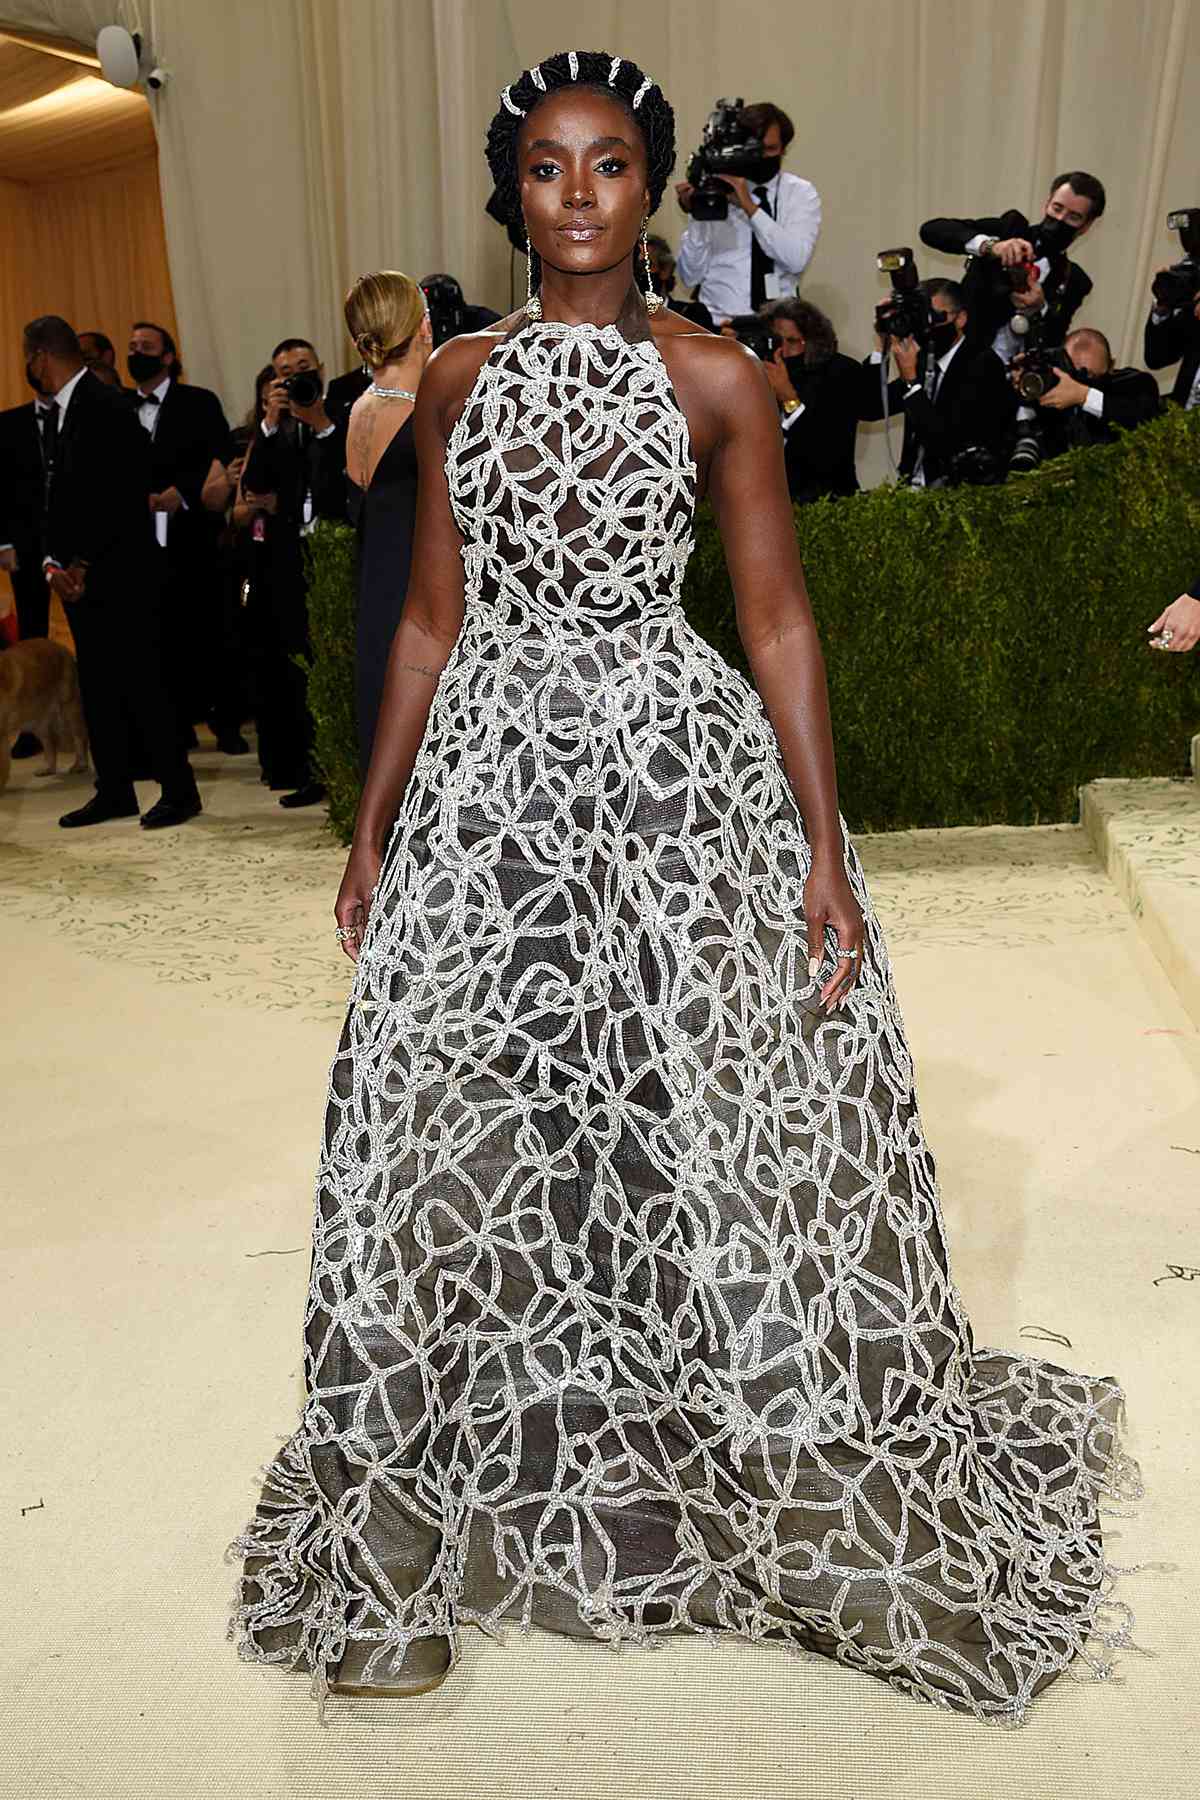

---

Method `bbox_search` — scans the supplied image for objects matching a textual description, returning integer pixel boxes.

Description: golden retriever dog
[0,639,89,793]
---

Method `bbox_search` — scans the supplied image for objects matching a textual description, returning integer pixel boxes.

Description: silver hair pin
[631,75,651,109]
[530,64,546,91]
[568,50,578,79]
[608,55,623,84]
[500,84,523,116]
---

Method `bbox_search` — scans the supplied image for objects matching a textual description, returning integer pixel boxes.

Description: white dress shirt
[675,168,821,322]
[136,373,174,545]
[136,372,172,437]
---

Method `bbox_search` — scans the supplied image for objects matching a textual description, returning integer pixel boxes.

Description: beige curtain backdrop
[0,152,177,411]
[2,0,1199,480]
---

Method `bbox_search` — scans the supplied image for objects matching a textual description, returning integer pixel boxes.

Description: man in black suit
[0,390,56,757]
[1016,327,1161,459]
[760,298,860,502]
[22,314,201,829]
[125,320,243,752]
[859,278,1015,487]
[324,364,371,429]
[1143,275,1200,411]
[241,335,348,807]
[79,330,121,383]
[920,172,1105,363]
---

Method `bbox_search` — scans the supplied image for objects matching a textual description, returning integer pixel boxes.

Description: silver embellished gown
[227,297,1144,1725]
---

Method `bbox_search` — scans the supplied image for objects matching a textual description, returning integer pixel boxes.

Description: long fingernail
[808,955,819,978]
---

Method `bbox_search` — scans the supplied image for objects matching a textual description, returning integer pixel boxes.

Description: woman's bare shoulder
[418,321,513,427]
[654,314,768,412]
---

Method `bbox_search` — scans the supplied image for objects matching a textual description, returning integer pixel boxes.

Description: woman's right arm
[334,343,474,959]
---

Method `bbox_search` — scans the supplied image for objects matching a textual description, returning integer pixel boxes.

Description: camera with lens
[726,313,783,361]
[420,273,466,348]
[1010,318,1076,401]
[1151,207,1200,309]
[1002,214,1079,295]
[685,97,772,222]
[874,248,932,346]
[282,368,324,408]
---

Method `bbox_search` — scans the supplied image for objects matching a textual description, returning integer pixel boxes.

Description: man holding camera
[859,279,1014,488]
[674,102,821,325]
[1010,327,1160,466]
[920,172,1104,362]
[1143,210,1200,408]
[241,336,348,808]
[757,299,861,502]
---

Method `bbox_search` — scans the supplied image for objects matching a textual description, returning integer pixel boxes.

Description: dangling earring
[640,220,666,312]
[524,233,542,320]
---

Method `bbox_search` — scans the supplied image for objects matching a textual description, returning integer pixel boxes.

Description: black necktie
[750,184,775,310]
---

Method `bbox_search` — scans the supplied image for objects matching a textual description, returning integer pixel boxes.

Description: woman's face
[517,86,651,280]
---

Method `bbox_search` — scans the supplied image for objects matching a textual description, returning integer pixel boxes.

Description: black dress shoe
[140,795,203,830]
[59,794,139,829]
[279,781,326,809]
[11,731,41,760]
[216,732,251,756]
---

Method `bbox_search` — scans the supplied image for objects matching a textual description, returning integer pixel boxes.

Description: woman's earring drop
[641,221,666,312]
[524,234,542,320]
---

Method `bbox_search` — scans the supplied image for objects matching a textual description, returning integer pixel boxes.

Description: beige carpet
[2,744,1196,1800]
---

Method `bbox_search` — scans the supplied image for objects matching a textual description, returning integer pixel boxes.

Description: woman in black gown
[343,273,433,772]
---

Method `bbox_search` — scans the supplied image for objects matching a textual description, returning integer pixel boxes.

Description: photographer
[241,337,348,808]
[645,235,715,330]
[1144,209,1200,408]
[859,278,1014,487]
[1009,327,1160,468]
[920,172,1104,362]
[674,101,821,324]
[757,299,861,502]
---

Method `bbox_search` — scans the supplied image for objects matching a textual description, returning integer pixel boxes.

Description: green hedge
[304,406,1200,846]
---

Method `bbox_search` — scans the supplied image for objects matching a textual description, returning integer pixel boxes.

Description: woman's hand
[334,842,382,963]
[804,851,865,1011]
[1148,592,1200,652]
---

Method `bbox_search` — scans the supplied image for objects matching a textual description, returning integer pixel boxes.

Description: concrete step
[1080,774,1200,1029]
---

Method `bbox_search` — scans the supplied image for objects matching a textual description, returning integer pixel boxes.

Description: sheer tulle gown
[226,294,1146,1725]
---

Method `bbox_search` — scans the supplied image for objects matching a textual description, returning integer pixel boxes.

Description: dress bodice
[445,318,698,641]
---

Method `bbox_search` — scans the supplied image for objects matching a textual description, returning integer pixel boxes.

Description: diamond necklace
[367,381,417,399]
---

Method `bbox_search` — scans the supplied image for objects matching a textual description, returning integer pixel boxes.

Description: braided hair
[485,50,676,303]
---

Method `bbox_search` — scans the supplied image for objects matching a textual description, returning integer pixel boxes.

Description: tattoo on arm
[398,660,440,679]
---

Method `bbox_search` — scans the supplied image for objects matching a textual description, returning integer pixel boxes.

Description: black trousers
[158,539,249,743]
[63,558,199,806]
[12,557,50,641]
[245,540,315,788]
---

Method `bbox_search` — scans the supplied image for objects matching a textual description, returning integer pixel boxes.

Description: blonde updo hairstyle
[343,270,426,370]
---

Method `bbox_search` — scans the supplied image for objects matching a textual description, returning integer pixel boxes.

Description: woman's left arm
[704,342,863,1006]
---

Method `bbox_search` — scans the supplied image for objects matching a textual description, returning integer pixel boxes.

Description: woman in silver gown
[227,49,1146,1726]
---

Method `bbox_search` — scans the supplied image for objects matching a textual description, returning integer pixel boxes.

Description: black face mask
[1034,215,1079,258]
[128,350,164,383]
[743,153,781,185]
[25,360,47,396]
[928,317,959,357]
